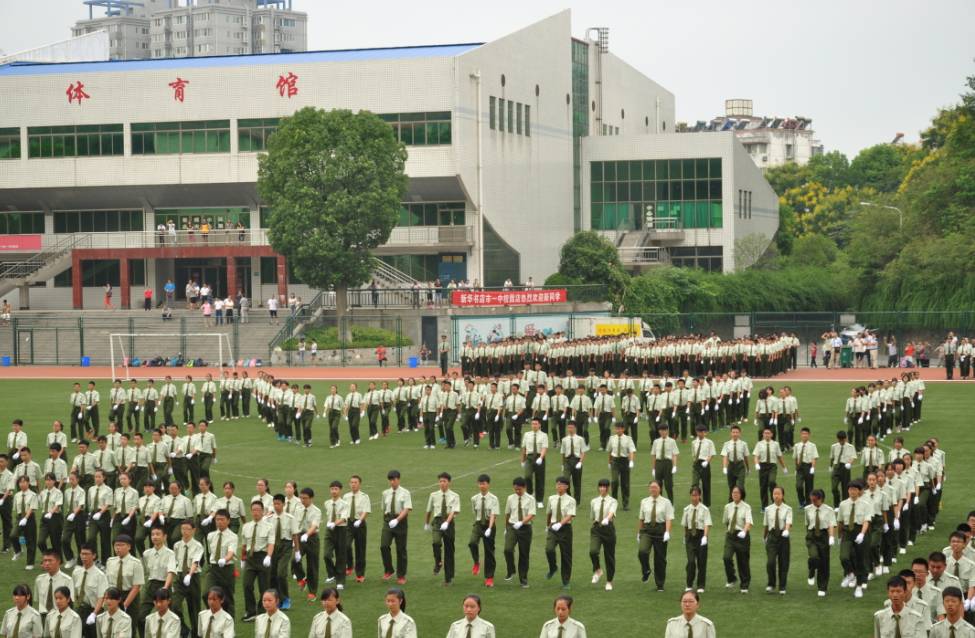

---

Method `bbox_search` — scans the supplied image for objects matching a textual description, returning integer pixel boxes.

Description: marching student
[86,470,113,564]
[363,383,381,442]
[240,501,272,623]
[593,385,615,451]
[521,418,549,506]
[61,473,88,568]
[321,482,349,591]
[650,424,679,501]
[722,485,753,594]
[559,422,587,503]
[929,586,975,638]
[469,474,499,588]
[482,383,504,451]
[419,385,441,450]
[198,588,234,638]
[142,380,159,432]
[690,425,715,508]
[159,378,177,429]
[70,383,88,444]
[830,430,857,509]
[752,427,788,511]
[309,588,352,638]
[503,476,535,589]
[199,375,217,426]
[682,485,711,594]
[380,470,411,584]
[445,594,494,638]
[72,544,107,638]
[109,381,126,436]
[171,520,203,638]
[180,377,196,426]
[253,589,290,638]
[606,422,635,511]
[838,479,871,599]
[293,487,321,601]
[721,425,749,502]
[205,510,237,618]
[343,384,363,446]
[96,588,133,638]
[664,590,716,638]
[139,527,176,635]
[763,485,792,595]
[322,387,344,450]
[568,386,593,446]
[803,488,836,597]
[637,479,673,592]
[589,478,618,591]
[424,472,460,586]
[438,380,460,448]
[874,576,926,638]
[342,475,370,584]
[84,382,101,438]
[503,384,526,451]
[105,534,144,619]
[545,477,575,589]
[794,427,818,507]
[267,495,298,609]
[377,588,416,638]
[538,594,586,638]
[37,473,64,560]
[111,473,139,550]
[47,422,69,467]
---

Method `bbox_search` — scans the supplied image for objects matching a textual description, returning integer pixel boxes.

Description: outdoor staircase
[0,234,89,298]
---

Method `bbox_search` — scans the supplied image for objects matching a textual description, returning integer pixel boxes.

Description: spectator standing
[310,340,318,363]
[185,281,197,310]
[434,279,443,306]
[0,299,10,325]
[886,336,898,368]
[376,345,387,367]
[425,282,434,308]
[163,279,176,308]
[236,221,246,243]
[298,338,306,364]
[214,297,224,325]
[942,332,957,379]
[239,294,250,324]
[809,341,818,368]
[200,220,210,243]
[104,283,114,310]
[224,296,235,324]
[200,283,212,304]
[904,342,916,367]
[267,296,279,325]
[157,221,167,246]
[143,286,153,311]
[831,333,843,367]
[370,280,379,308]
[202,300,213,327]
[865,331,878,369]
[167,219,177,245]
[411,282,420,309]
[503,278,513,290]
[525,276,535,290]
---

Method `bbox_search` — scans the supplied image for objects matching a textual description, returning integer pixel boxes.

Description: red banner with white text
[0,235,42,251]
[451,289,567,306]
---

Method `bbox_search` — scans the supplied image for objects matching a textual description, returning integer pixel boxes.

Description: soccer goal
[109,333,235,379]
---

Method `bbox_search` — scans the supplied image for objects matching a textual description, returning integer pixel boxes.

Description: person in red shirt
[143,287,153,311]
[376,345,387,367]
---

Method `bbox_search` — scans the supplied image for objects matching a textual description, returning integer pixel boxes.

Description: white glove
[535,457,543,466]
[933,486,940,494]
[844,463,852,470]
[637,534,641,542]
[67,513,76,522]
[843,417,848,425]
[854,532,865,545]
[218,558,227,567]
[484,527,492,538]
[755,463,761,471]
[782,468,789,475]
[439,521,449,531]
[182,574,191,587]
[191,399,195,405]
[610,417,616,425]
[388,519,398,529]
[629,460,635,469]
[169,453,177,458]
[705,404,711,412]
[782,530,790,538]
[918,394,923,401]
[186,453,194,460]
[0,498,4,507]
[722,468,728,475]
[435,415,441,422]
[86,613,96,626]
[913,495,919,505]
[122,516,131,525]
[202,516,213,526]
[150,475,158,483]
[601,517,610,526]
[353,519,362,528]
[135,406,141,412]
[475,412,481,420]
[293,551,301,562]
[44,512,52,520]
[809,467,815,475]
[701,461,709,468]
[494,415,500,423]
[18,517,27,526]
[965,599,973,612]
[423,523,431,531]
[671,466,677,475]
[590,417,596,424]
[551,522,562,532]
[144,520,153,528]
[662,531,670,542]
[893,518,901,530]
[686,407,691,415]
[326,522,336,530]
[92,512,102,521]
[736,398,741,404]
[857,416,863,425]
[737,530,746,539]
[213,458,218,464]
[12,452,19,461]
[153,407,158,413]
[655,415,661,423]
[883,523,890,533]
[159,514,166,525]
[512,521,523,530]
[903,502,910,512]
[607,464,612,471]
[651,469,656,478]
[300,533,309,543]
[701,536,708,546]
[828,536,835,546]
[575,462,582,470]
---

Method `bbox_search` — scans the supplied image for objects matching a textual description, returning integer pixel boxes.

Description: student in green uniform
[830,430,857,508]
[560,422,587,504]
[240,501,272,622]
[721,425,749,503]
[294,487,322,601]
[380,470,411,584]
[521,418,549,506]
[171,520,203,638]
[205,510,237,617]
[637,480,674,592]
[469,474,498,589]
[607,422,636,511]
[722,485,753,594]
[682,485,711,593]
[838,479,871,599]
[589,478,618,591]
[763,485,793,595]
[651,424,679,501]
[690,426,715,508]
[794,427,818,507]
[322,481,350,591]
[804,488,836,597]
[424,472,459,586]
[544,477,575,589]
[753,427,788,511]
[503,477,535,589]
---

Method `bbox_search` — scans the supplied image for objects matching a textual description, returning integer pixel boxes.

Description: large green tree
[257,107,408,336]
[545,231,628,304]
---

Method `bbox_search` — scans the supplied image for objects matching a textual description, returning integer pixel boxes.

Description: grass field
[0,379,972,638]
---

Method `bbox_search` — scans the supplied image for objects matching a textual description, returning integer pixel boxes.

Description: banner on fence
[0,235,42,251]
[451,289,567,306]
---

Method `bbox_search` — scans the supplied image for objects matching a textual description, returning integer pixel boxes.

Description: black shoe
[433,562,442,575]
[546,570,557,580]
[642,570,651,583]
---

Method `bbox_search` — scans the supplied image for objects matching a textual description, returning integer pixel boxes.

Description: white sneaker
[807,577,815,587]
[537,503,544,509]
[882,566,890,574]
[854,586,863,599]
[605,582,613,591]
[818,591,827,598]
[765,586,774,593]
[65,560,76,570]
[697,588,705,594]
[899,548,907,555]
[336,584,344,590]
[908,540,914,546]
[11,553,19,562]
[24,565,33,570]
[740,589,748,594]
[591,571,601,584]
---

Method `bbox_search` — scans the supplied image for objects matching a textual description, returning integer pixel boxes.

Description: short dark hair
[512,477,527,488]
[477,474,491,484]
[941,586,965,601]
[437,472,451,481]
[387,470,401,480]
[887,576,907,590]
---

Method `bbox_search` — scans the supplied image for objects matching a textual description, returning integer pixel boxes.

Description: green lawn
[0,380,972,637]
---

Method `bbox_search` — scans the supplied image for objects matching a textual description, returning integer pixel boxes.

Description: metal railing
[618,246,668,264]
[385,225,474,246]
[0,234,90,280]
[55,229,270,249]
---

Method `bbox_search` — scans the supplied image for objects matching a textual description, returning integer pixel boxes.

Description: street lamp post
[859,201,903,229]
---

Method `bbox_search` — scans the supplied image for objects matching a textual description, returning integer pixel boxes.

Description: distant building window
[238,118,279,152]
[378,112,451,146]
[0,212,44,234]
[0,128,21,160]
[53,210,144,234]
[489,96,496,130]
[132,120,230,154]
[498,99,505,132]
[397,202,465,227]
[507,100,514,133]
[525,105,530,137]
[27,124,124,159]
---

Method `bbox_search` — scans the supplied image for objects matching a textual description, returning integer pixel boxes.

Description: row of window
[592,158,722,182]
[0,213,45,235]
[488,97,531,137]
[737,189,753,219]
[593,180,722,203]
[670,246,723,273]
[0,113,453,160]
[591,201,724,232]
[53,210,144,234]
[398,202,466,228]
[53,259,146,288]
[154,208,250,231]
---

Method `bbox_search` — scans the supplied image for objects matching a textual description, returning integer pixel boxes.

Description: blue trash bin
[408,356,418,368]
[1,356,10,367]
[81,356,91,367]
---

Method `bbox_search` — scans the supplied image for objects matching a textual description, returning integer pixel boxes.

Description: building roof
[0,42,482,76]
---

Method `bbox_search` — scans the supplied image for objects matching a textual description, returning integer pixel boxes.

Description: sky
[1,0,973,158]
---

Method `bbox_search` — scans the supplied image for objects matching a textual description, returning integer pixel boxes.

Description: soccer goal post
[109,333,235,379]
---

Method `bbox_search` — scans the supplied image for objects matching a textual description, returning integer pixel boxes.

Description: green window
[589,158,723,230]
[379,112,451,146]
[498,99,505,132]
[238,118,279,152]
[0,212,45,234]
[54,259,146,288]
[507,100,514,133]
[260,256,278,285]
[27,124,123,159]
[525,105,531,137]
[516,103,523,135]
[397,202,465,227]
[154,207,249,231]
[53,210,143,233]
[0,128,20,160]
[489,97,496,130]
[131,120,230,155]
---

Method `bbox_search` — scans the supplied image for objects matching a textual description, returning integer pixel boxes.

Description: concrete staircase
[0,235,88,299]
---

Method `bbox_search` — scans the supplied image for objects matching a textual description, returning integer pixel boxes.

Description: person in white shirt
[308,588,351,638]
[45,585,82,638]
[377,588,416,638]
[538,594,586,637]
[254,589,290,638]
[446,594,495,638]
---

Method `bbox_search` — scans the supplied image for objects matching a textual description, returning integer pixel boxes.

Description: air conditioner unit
[761,156,768,163]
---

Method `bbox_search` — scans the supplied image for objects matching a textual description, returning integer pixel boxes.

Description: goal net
[109,333,235,379]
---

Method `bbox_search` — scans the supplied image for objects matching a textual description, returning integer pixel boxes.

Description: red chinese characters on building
[66,81,90,105]
[276,72,298,98]
[168,77,190,102]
